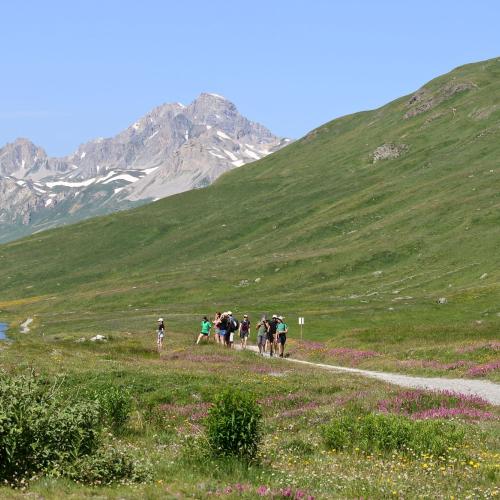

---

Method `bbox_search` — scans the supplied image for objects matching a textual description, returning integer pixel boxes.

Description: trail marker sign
[298,317,304,340]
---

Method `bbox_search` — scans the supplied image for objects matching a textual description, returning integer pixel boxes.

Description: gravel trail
[241,346,500,405]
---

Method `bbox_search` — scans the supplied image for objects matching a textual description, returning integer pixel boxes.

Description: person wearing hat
[196,316,212,344]
[276,316,288,357]
[266,314,278,356]
[213,312,222,344]
[239,314,251,349]
[256,316,268,355]
[157,317,165,350]
[227,311,238,348]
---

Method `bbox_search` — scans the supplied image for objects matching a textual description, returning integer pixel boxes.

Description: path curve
[241,346,500,405]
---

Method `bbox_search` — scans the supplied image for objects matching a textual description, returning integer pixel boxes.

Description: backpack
[230,318,239,332]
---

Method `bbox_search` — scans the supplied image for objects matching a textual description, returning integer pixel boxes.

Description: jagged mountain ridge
[0,93,289,241]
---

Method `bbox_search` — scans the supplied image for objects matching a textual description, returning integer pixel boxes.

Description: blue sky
[1,0,498,156]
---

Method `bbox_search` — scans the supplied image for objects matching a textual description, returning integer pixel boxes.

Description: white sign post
[298,317,304,340]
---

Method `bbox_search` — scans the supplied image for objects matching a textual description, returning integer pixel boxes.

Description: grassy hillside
[1,57,500,378]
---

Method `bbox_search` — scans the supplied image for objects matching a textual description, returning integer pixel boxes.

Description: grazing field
[0,330,499,499]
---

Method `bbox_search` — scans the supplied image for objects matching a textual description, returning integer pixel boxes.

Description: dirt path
[241,346,500,405]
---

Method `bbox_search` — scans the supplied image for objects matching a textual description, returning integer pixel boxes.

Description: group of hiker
[197,312,289,357]
[156,313,289,357]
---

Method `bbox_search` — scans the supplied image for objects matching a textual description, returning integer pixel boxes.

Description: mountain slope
[0,93,288,242]
[1,57,499,345]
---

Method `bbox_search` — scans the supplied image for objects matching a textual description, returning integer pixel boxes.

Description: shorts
[257,334,266,345]
[214,327,220,335]
[200,331,209,336]
[229,332,234,342]
[219,329,227,337]
[279,334,287,345]
[240,331,249,338]
[157,332,164,341]
[267,333,275,342]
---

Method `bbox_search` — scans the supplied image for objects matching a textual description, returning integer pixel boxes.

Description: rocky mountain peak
[0,94,290,241]
[0,138,49,178]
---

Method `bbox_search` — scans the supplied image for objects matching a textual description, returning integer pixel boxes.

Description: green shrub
[322,411,466,457]
[94,386,132,431]
[205,389,262,460]
[0,371,149,486]
[0,372,101,483]
[67,445,151,485]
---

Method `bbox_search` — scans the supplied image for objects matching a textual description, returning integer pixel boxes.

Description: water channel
[0,322,8,340]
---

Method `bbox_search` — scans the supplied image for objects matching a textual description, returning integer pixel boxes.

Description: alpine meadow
[0,58,499,498]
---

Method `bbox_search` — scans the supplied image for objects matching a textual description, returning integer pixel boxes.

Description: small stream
[0,322,8,340]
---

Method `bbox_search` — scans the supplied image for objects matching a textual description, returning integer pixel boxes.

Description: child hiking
[157,317,165,351]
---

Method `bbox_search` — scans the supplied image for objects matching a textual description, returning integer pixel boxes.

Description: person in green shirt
[196,316,212,344]
[277,316,288,357]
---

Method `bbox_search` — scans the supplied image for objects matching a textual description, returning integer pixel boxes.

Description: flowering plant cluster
[293,341,378,365]
[467,360,500,377]
[159,402,212,422]
[326,347,379,363]
[280,401,319,418]
[397,359,470,371]
[377,389,495,421]
[456,341,500,353]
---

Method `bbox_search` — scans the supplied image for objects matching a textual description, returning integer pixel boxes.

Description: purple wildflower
[327,347,379,360]
[467,360,500,377]
[456,341,500,353]
[412,407,495,420]
[377,389,491,420]
[159,402,212,421]
[280,401,319,418]
[257,485,269,496]
[398,359,470,370]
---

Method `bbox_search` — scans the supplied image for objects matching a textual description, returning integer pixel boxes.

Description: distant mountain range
[0,93,290,242]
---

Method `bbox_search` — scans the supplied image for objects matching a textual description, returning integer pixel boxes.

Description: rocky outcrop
[372,143,409,163]
[404,80,477,119]
[0,178,46,224]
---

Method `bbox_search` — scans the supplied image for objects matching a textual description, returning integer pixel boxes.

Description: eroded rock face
[404,80,477,119]
[372,143,409,163]
[0,178,46,224]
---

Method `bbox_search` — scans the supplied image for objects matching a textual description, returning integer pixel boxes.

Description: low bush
[322,411,466,457]
[93,386,132,431]
[0,371,148,486]
[205,388,262,460]
[0,372,101,484]
[67,445,151,485]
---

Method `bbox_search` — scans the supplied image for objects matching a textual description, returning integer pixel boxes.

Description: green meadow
[0,58,499,497]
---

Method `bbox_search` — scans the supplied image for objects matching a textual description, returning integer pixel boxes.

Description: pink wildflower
[257,485,269,496]
[467,360,500,377]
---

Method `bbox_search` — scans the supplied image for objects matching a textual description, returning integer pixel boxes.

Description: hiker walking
[157,317,165,351]
[256,316,268,355]
[227,311,238,348]
[267,314,278,356]
[219,312,229,346]
[277,316,288,357]
[213,312,222,343]
[196,316,212,344]
[239,314,251,349]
